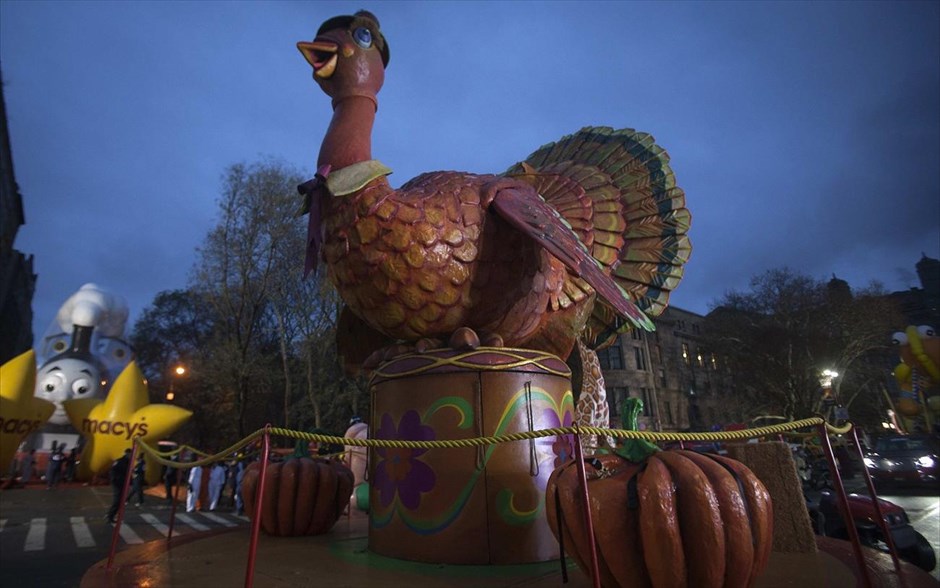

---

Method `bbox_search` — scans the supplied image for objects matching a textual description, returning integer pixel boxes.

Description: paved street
[0,484,247,587]
[839,475,940,581]
[877,489,940,581]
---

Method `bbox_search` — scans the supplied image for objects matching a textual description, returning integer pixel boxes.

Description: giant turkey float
[79,11,937,588]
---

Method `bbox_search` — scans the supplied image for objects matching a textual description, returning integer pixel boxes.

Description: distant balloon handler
[163,454,180,503]
[208,463,226,511]
[106,449,131,524]
[127,455,146,506]
[186,460,202,513]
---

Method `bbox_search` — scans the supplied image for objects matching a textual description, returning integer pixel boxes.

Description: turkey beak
[297,40,338,79]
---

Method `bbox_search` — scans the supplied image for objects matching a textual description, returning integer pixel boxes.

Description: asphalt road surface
[0,483,247,587]
[876,487,940,581]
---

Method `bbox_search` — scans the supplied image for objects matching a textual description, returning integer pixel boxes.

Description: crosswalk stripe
[139,513,172,537]
[70,517,95,548]
[175,513,210,531]
[198,512,236,527]
[2,511,248,554]
[118,522,143,545]
[24,518,46,551]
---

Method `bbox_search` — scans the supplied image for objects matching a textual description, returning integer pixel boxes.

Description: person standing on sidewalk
[20,449,36,484]
[46,443,65,489]
[163,454,179,504]
[208,462,226,511]
[186,459,202,513]
[63,449,77,482]
[127,455,146,506]
[106,449,132,524]
[234,461,246,515]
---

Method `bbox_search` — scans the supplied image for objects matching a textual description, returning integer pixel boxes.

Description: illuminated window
[681,343,691,365]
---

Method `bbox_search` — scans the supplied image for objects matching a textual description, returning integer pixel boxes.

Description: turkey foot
[362,329,505,370]
[448,327,504,350]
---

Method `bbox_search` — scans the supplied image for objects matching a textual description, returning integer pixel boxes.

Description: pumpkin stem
[290,438,312,459]
[614,397,659,462]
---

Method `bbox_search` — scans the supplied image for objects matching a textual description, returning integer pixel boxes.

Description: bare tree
[191,160,303,437]
[704,268,903,421]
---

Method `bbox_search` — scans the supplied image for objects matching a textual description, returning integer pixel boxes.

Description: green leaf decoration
[613,397,659,462]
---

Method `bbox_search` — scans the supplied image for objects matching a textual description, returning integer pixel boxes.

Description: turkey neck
[317,95,377,170]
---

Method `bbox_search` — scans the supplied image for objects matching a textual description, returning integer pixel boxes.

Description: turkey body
[323,171,586,356]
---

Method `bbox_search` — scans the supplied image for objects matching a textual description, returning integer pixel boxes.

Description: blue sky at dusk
[2,1,938,340]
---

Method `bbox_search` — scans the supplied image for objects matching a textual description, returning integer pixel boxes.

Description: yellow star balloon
[65,361,192,477]
[1,350,55,472]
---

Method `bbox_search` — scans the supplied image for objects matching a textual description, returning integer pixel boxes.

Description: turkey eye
[45,383,55,392]
[917,325,935,338]
[892,332,908,346]
[353,27,372,48]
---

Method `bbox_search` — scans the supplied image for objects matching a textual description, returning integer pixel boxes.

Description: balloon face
[35,357,104,425]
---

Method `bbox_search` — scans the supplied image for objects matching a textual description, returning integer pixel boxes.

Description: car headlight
[916,455,936,468]
[864,457,877,469]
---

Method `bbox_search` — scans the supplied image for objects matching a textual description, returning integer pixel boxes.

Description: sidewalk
[79,508,939,588]
[80,510,588,588]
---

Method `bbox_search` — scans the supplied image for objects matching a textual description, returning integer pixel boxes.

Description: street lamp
[820,369,839,389]
[818,368,844,421]
[166,364,186,402]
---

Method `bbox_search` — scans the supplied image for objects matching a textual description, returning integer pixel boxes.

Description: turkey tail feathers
[506,126,692,348]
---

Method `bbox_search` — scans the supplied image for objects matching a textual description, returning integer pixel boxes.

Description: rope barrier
[135,416,852,465]
[136,430,264,469]
[123,416,858,588]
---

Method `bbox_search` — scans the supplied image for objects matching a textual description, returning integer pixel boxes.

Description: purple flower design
[374,410,437,510]
[544,409,574,468]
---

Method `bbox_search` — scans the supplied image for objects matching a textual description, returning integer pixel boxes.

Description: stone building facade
[598,256,939,433]
[598,305,738,433]
[0,68,36,364]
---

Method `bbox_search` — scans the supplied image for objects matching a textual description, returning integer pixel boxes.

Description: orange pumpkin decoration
[546,400,773,588]
[242,456,354,536]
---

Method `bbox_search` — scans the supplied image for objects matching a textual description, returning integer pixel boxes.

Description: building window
[634,347,648,371]
[609,386,628,424]
[631,329,642,341]
[641,388,654,417]
[598,340,623,370]
[681,343,691,365]
[659,368,667,387]
[710,353,718,371]
[664,400,673,424]
[696,352,704,368]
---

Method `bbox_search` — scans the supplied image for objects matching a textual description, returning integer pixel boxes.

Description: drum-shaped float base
[368,347,574,565]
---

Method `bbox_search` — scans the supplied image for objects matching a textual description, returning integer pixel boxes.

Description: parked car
[807,490,936,572]
[863,435,939,487]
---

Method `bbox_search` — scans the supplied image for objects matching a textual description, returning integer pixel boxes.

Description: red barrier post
[244,427,271,588]
[572,431,601,588]
[817,424,873,588]
[850,426,902,573]
[106,440,140,571]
